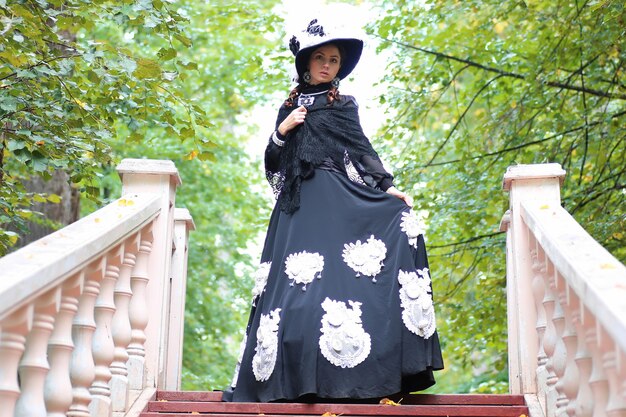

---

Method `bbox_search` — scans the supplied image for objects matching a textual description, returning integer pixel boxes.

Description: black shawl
[266,95,382,214]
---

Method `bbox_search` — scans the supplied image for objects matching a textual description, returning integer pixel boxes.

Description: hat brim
[295,38,363,81]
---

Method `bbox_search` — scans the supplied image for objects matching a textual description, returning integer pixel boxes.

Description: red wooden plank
[399,394,526,406]
[143,413,521,417]
[147,401,528,417]
[157,390,223,402]
[153,391,525,406]
[143,412,526,417]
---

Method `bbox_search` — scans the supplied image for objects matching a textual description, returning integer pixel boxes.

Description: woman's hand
[278,106,307,136]
[386,186,413,207]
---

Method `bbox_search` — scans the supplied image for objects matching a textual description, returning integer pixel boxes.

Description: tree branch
[375,36,626,101]
[426,74,505,165]
[429,231,503,249]
[0,54,81,83]
[420,108,626,168]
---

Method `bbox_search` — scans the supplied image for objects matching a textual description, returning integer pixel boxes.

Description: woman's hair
[284,42,344,107]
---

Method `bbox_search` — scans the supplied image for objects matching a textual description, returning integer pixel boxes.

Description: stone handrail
[501,164,626,417]
[0,159,193,417]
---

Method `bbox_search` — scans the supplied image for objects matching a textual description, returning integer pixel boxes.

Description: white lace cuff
[272,131,285,147]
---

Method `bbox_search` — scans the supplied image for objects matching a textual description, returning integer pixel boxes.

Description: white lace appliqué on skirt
[284,251,324,291]
[400,210,424,249]
[252,308,281,382]
[397,268,436,339]
[252,261,272,304]
[319,298,371,368]
[342,235,387,282]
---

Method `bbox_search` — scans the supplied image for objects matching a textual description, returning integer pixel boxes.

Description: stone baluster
[127,226,154,390]
[162,208,195,390]
[68,260,105,417]
[621,351,626,416]
[89,247,123,417]
[531,243,548,413]
[601,331,626,417]
[0,306,32,417]
[111,235,140,412]
[15,289,61,417]
[44,274,83,417]
[571,302,593,417]
[542,261,559,413]
[553,278,579,416]
[586,320,609,417]
[550,279,569,416]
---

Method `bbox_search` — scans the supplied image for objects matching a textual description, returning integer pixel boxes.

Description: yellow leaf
[600,263,617,270]
[379,397,402,406]
[494,21,508,34]
[118,198,135,207]
[186,149,199,160]
[539,204,550,209]
[321,413,337,416]
[94,218,101,223]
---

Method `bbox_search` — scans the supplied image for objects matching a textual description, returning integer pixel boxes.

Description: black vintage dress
[223,86,443,403]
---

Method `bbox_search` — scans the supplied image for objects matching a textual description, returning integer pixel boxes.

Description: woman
[223,19,443,403]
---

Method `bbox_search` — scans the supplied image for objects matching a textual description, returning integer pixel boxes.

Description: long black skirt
[223,168,443,402]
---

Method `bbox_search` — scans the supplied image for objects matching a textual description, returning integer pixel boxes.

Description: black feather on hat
[290,19,363,81]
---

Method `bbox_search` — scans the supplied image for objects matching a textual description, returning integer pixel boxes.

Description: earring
[331,77,340,88]
[303,71,312,84]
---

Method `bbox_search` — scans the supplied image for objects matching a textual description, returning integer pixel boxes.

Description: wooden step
[140,391,529,417]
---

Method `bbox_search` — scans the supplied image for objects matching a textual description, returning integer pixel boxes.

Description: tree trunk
[15,170,80,248]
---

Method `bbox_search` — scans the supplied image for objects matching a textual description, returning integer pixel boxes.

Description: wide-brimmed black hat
[289,19,363,81]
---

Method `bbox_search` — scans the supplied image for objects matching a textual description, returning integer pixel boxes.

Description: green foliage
[78,0,285,390]
[3,0,284,390]
[0,0,209,253]
[370,0,625,393]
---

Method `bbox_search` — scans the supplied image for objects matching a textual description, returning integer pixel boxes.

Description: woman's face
[307,44,341,85]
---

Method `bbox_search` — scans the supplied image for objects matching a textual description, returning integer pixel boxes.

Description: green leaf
[174,33,192,47]
[197,151,216,162]
[31,151,48,172]
[133,58,161,78]
[158,47,177,61]
[33,194,48,203]
[47,194,62,203]
[0,96,18,112]
[178,60,198,70]
[7,139,26,151]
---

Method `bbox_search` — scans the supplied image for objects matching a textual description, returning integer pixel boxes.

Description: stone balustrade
[501,164,626,417]
[0,159,193,417]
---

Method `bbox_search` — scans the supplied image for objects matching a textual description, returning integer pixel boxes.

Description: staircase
[1,160,625,417]
[140,391,529,417]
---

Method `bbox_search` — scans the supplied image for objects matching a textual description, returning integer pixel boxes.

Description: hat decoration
[290,18,364,82]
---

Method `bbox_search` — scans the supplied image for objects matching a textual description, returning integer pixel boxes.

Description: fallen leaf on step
[157,399,168,402]
[379,398,402,406]
[321,412,338,416]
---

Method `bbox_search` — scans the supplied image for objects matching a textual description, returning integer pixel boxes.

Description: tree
[2,0,286,389]
[369,0,625,393]
[0,0,210,253]
[78,0,286,389]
